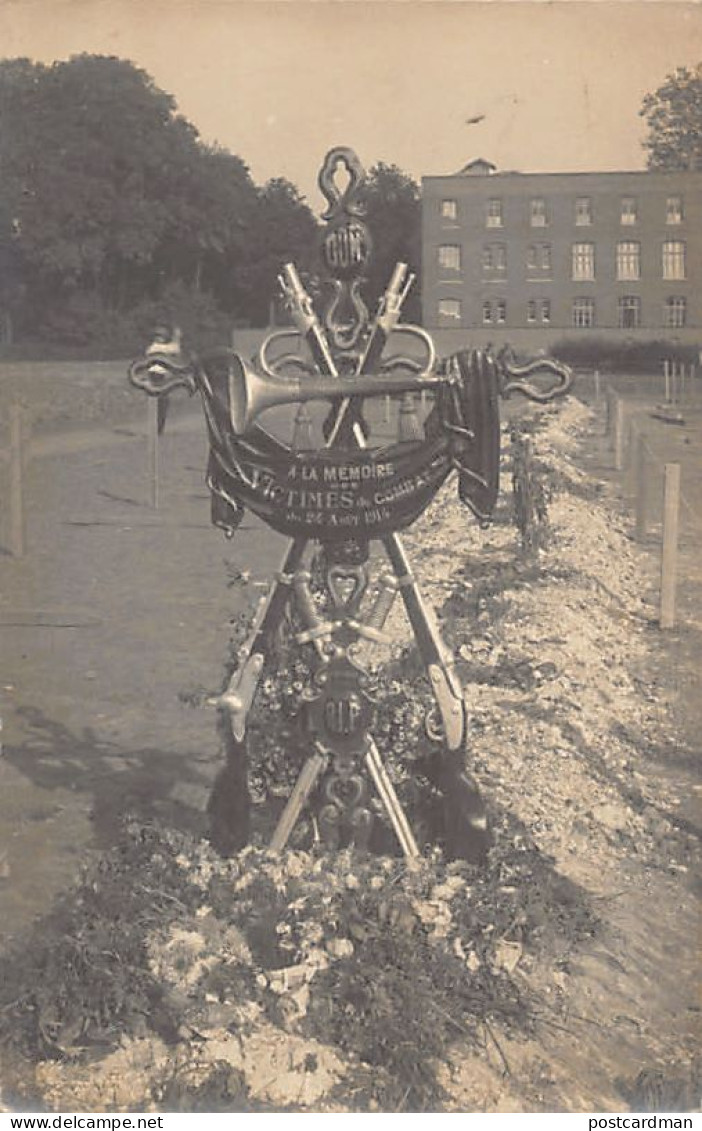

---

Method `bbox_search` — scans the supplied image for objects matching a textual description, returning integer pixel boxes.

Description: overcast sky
[2,1,701,208]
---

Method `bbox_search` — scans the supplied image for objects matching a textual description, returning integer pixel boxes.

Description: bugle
[218,351,445,436]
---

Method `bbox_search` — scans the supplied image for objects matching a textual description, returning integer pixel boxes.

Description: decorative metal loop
[128,353,198,397]
[266,354,317,377]
[256,329,306,380]
[324,278,369,351]
[498,347,573,403]
[318,146,367,221]
[379,325,437,380]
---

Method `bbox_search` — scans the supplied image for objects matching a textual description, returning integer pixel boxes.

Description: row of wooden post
[606,387,681,629]
[0,381,686,629]
[598,360,696,411]
[147,396,159,510]
[663,359,694,405]
[3,387,430,555]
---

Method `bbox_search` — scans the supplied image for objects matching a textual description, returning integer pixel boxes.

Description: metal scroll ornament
[128,147,573,861]
[317,146,372,351]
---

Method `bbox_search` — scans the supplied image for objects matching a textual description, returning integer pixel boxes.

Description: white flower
[284,852,311,879]
[325,937,354,959]
[432,877,465,901]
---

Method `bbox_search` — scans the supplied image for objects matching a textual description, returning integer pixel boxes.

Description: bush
[550,336,700,374]
[133,281,234,354]
[10,284,234,360]
[35,291,138,356]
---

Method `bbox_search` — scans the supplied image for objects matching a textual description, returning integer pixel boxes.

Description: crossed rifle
[213,263,480,859]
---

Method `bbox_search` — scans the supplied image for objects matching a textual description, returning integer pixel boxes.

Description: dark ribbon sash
[199,349,500,540]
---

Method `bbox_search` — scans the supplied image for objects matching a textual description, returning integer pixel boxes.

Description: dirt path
[0,413,288,941]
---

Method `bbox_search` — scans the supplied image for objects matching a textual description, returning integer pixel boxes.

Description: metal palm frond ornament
[129,147,573,862]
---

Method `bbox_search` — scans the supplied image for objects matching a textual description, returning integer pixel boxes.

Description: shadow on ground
[4,705,214,849]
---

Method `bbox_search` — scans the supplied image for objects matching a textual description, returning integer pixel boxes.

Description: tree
[152,146,260,311]
[640,64,702,171]
[245,178,319,325]
[360,163,422,323]
[0,54,266,340]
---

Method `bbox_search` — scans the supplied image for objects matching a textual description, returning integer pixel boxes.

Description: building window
[530,198,547,227]
[482,300,492,324]
[527,243,551,273]
[541,300,551,324]
[483,243,506,273]
[575,197,592,226]
[664,296,686,328]
[572,243,595,281]
[486,198,503,228]
[666,196,683,225]
[527,300,537,323]
[438,244,461,271]
[441,199,457,221]
[573,298,595,328]
[616,241,641,281]
[621,197,638,225]
[496,300,506,324]
[438,298,462,323]
[618,296,641,329]
[662,240,686,280]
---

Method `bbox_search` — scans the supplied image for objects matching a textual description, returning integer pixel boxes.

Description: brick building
[421,159,702,350]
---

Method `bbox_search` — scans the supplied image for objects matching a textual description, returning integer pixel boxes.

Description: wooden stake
[594,369,601,402]
[664,359,671,404]
[147,396,159,509]
[9,403,26,557]
[605,388,615,439]
[614,395,625,471]
[660,462,680,630]
[634,433,649,542]
[625,418,641,499]
[669,361,678,407]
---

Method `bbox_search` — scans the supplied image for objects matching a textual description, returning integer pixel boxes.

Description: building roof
[424,166,702,184]
[456,158,497,175]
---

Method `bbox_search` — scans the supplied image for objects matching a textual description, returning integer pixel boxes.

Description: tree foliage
[0,54,319,348]
[246,177,321,325]
[640,63,702,171]
[0,55,423,351]
[361,163,422,322]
